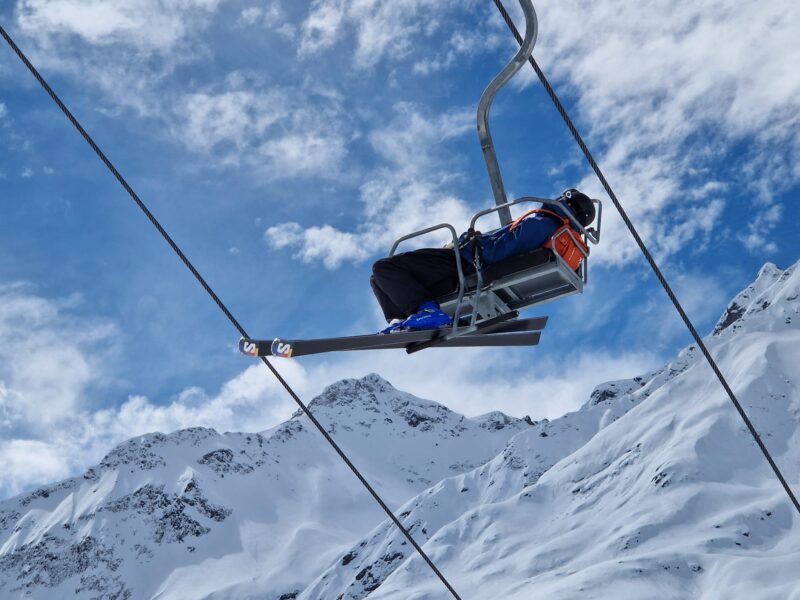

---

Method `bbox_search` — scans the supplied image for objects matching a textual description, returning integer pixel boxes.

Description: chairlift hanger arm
[477,0,538,227]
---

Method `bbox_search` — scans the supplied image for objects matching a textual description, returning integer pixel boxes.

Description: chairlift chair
[387,0,602,352]
[238,0,601,358]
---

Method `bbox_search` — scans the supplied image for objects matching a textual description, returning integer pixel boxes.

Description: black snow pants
[370,248,474,321]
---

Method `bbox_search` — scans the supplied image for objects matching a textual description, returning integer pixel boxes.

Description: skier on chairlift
[371,188,596,333]
[237,0,602,358]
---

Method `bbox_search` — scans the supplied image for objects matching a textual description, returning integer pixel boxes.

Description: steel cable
[493,0,800,515]
[0,24,463,599]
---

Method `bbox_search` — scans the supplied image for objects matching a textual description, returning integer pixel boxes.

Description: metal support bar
[389,223,467,333]
[477,0,538,226]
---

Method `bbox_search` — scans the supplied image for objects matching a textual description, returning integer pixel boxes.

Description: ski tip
[270,338,294,358]
[239,337,295,358]
[239,338,259,357]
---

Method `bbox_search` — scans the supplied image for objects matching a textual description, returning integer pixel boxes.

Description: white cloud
[86,362,299,441]
[0,360,299,497]
[275,23,296,40]
[0,284,116,425]
[17,0,222,51]
[176,76,349,177]
[0,439,70,496]
[509,0,800,263]
[299,0,476,69]
[413,25,506,75]
[239,6,263,26]
[738,203,782,254]
[653,198,726,259]
[0,382,24,430]
[179,89,284,157]
[20,167,34,178]
[266,224,371,269]
[0,103,7,120]
[13,0,224,117]
[0,283,298,498]
[298,0,346,57]
[264,102,476,268]
[259,133,347,178]
[238,2,295,39]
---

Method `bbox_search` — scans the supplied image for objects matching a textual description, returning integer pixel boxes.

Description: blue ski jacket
[459,202,571,265]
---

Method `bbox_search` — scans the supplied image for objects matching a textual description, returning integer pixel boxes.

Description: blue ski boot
[400,301,452,331]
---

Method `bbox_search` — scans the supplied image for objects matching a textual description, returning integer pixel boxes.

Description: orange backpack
[509,208,589,271]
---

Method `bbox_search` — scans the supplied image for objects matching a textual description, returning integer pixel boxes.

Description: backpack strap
[508,208,570,232]
[458,228,486,270]
[509,208,590,270]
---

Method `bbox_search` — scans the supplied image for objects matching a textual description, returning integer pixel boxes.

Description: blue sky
[1,0,798,498]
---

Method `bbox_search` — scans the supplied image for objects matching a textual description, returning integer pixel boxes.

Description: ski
[239,316,547,358]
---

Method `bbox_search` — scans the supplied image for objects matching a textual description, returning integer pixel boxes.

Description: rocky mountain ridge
[0,376,532,599]
[320,261,800,599]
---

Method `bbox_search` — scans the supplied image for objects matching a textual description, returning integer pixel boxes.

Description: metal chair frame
[389,196,602,338]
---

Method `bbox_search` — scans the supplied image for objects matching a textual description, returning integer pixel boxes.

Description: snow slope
[0,377,532,599]
[1,261,798,599]
[305,261,800,599]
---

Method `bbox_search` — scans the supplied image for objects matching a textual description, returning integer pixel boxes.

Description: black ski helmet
[560,188,596,227]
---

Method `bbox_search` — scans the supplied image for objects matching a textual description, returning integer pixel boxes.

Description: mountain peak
[296,373,531,440]
[302,373,396,412]
[713,261,798,336]
[757,261,781,280]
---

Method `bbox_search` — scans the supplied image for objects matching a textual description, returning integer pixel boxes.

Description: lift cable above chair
[0,24,464,600]
[491,0,800,516]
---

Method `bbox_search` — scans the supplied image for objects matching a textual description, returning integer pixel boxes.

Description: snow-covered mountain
[1,260,798,599]
[310,261,800,600]
[0,375,532,599]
